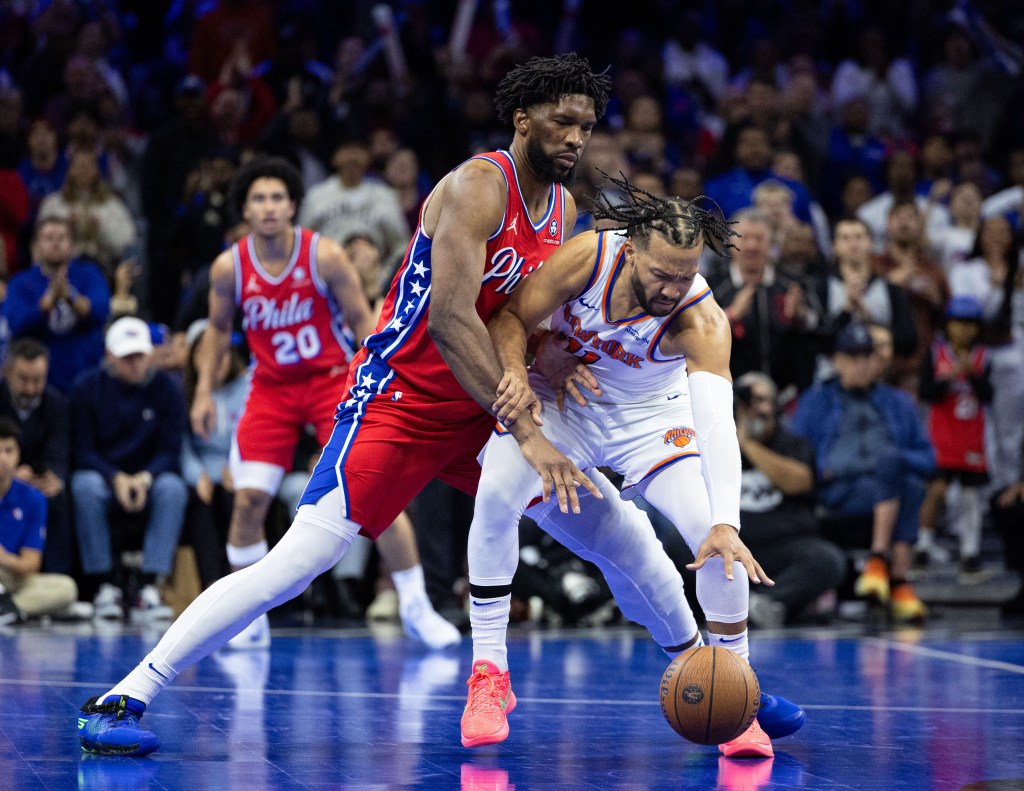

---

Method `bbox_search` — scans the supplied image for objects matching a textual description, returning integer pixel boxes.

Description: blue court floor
[2,618,1023,790]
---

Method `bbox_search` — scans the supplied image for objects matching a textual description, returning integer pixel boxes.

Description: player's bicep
[428,166,506,322]
[207,252,237,332]
[501,232,597,335]
[677,297,732,378]
[320,241,374,332]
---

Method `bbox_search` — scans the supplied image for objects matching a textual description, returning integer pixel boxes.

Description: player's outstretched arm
[191,251,236,440]
[429,165,600,513]
[317,236,378,343]
[427,160,517,414]
[668,296,773,586]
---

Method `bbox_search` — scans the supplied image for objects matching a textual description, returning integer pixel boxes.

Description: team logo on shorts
[662,427,695,447]
[549,218,558,236]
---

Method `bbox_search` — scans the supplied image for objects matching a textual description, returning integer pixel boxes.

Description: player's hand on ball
[687,524,774,586]
[494,369,542,427]
[517,431,602,514]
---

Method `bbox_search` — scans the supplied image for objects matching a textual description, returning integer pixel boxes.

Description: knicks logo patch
[663,427,695,448]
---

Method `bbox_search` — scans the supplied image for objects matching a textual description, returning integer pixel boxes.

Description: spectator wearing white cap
[70,316,188,622]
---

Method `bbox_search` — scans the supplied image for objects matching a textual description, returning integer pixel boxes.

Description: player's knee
[234,488,273,518]
[475,482,530,532]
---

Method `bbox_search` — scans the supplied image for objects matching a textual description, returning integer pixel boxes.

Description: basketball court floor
[3,613,1023,790]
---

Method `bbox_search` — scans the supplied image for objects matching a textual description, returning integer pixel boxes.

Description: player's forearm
[689,370,742,530]
[194,327,231,394]
[429,310,506,416]
[487,309,530,379]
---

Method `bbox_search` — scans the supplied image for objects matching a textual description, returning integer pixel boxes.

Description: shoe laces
[465,670,501,715]
[81,696,143,727]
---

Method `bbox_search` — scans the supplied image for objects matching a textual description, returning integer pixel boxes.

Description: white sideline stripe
[7,679,1024,713]
[868,637,1024,675]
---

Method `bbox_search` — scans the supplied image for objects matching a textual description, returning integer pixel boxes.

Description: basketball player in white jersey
[462,177,801,758]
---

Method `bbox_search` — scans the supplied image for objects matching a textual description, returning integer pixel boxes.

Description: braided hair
[494,53,611,124]
[591,171,739,258]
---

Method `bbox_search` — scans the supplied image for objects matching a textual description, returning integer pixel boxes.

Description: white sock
[392,564,429,609]
[708,629,749,662]
[663,631,704,661]
[957,486,982,558]
[95,517,356,708]
[102,656,176,706]
[226,540,268,570]
[469,594,511,671]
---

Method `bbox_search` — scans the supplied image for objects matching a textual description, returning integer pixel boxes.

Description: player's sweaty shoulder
[422,158,507,239]
[552,229,601,278]
[664,292,730,362]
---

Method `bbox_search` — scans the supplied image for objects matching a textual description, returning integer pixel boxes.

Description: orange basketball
[659,646,760,745]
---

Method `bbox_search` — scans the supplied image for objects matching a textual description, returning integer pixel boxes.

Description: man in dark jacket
[791,323,935,622]
[0,339,71,574]
[71,317,187,622]
[712,210,820,393]
[734,372,846,626]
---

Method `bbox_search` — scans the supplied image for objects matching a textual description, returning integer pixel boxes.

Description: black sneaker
[0,591,24,625]
[958,556,991,585]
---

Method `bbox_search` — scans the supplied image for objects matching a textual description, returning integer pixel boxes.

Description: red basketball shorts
[230,366,348,493]
[298,383,494,539]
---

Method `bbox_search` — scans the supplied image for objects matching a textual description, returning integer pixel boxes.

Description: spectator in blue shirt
[71,317,188,622]
[3,217,110,392]
[704,124,815,223]
[0,339,71,575]
[0,417,77,624]
[791,323,935,623]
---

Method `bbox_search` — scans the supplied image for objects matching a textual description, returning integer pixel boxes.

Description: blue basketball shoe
[78,695,159,756]
[757,692,805,739]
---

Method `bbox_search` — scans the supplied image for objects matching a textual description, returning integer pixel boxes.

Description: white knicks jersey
[547,232,711,405]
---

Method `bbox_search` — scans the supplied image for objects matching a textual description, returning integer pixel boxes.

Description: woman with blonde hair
[38,147,136,276]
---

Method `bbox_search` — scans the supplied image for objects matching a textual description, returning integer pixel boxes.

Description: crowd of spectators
[1,0,1023,629]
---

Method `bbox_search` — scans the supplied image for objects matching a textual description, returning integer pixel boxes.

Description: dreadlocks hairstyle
[493,53,611,125]
[590,171,739,258]
[229,156,305,219]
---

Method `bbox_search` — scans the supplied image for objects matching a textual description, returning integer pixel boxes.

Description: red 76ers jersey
[353,149,566,402]
[233,227,356,386]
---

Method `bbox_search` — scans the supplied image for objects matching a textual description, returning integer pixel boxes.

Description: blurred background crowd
[0,0,1023,634]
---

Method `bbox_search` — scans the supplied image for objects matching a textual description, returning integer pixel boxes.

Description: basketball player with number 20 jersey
[195,166,376,503]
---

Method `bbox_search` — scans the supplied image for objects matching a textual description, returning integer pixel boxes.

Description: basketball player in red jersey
[78,54,756,757]
[189,157,459,649]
